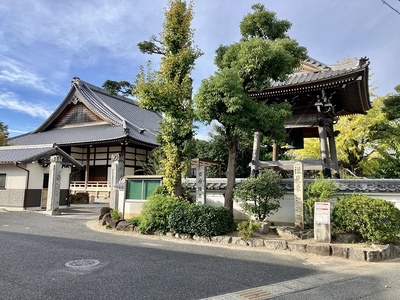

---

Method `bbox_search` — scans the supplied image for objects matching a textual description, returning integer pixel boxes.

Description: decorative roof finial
[71,76,81,86]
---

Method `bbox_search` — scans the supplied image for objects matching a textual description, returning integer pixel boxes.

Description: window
[126,178,162,200]
[0,174,6,189]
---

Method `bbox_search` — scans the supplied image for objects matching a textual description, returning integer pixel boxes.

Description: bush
[304,178,337,227]
[168,205,234,237]
[139,194,186,234]
[70,192,89,204]
[110,209,121,221]
[234,171,285,221]
[127,216,142,227]
[332,194,400,243]
[237,220,261,240]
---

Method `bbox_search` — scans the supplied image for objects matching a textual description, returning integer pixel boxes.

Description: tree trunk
[174,176,183,198]
[225,138,238,211]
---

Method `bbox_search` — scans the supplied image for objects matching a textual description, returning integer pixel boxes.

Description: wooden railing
[70,181,111,200]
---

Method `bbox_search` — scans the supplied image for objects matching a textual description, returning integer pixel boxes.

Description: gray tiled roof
[248,57,371,115]
[0,145,83,167]
[269,57,368,89]
[10,78,162,147]
[183,178,400,193]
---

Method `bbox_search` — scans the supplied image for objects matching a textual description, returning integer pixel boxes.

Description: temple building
[249,57,371,177]
[5,77,161,205]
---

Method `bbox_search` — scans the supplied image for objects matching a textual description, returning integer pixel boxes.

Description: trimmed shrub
[168,205,234,237]
[332,194,400,243]
[139,194,186,234]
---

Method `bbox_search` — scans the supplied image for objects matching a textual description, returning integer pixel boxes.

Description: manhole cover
[65,259,100,268]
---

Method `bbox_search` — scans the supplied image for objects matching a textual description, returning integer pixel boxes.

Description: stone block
[102,213,112,226]
[175,233,191,240]
[211,236,232,244]
[247,238,264,247]
[306,243,331,256]
[264,240,288,250]
[165,232,175,238]
[348,247,366,261]
[372,244,399,260]
[365,250,382,262]
[116,220,131,231]
[231,237,248,246]
[331,245,349,259]
[193,235,211,242]
[287,242,307,252]
[99,207,112,220]
[125,224,134,231]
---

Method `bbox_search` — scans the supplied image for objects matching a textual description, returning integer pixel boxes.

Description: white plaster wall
[0,165,27,189]
[200,190,400,225]
[60,168,71,189]
[27,163,46,189]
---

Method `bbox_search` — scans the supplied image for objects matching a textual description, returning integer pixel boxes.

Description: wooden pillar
[328,124,339,178]
[318,116,331,178]
[84,147,90,190]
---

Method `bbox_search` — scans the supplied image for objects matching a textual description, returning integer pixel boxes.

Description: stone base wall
[0,189,25,208]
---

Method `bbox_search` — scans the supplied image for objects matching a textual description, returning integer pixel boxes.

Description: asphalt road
[1,205,399,300]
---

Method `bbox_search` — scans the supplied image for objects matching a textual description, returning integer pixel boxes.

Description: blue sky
[1,0,399,139]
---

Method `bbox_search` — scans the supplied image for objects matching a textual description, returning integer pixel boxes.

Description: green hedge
[332,194,400,243]
[168,204,234,237]
[139,194,186,234]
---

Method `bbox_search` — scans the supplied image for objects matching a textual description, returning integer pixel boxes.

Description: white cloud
[0,0,166,61]
[0,92,53,119]
[0,56,59,94]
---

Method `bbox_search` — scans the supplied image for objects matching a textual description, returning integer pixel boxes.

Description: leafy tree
[0,121,8,146]
[382,84,400,121]
[368,85,400,178]
[195,4,307,211]
[234,170,285,221]
[102,80,133,97]
[134,0,202,196]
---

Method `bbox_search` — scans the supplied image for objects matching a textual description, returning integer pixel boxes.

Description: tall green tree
[102,80,133,97]
[134,0,202,196]
[195,4,307,211]
[0,121,8,146]
[369,85,400,178]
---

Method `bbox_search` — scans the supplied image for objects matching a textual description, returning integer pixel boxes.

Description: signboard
[314,202,331,243]
[314,202,331,224]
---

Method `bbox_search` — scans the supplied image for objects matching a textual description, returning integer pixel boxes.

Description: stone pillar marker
[110,154,124,209]
[293,162,304,230]
[314,202,331,243]
[196,166,206,205]
[47,155,62,215]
